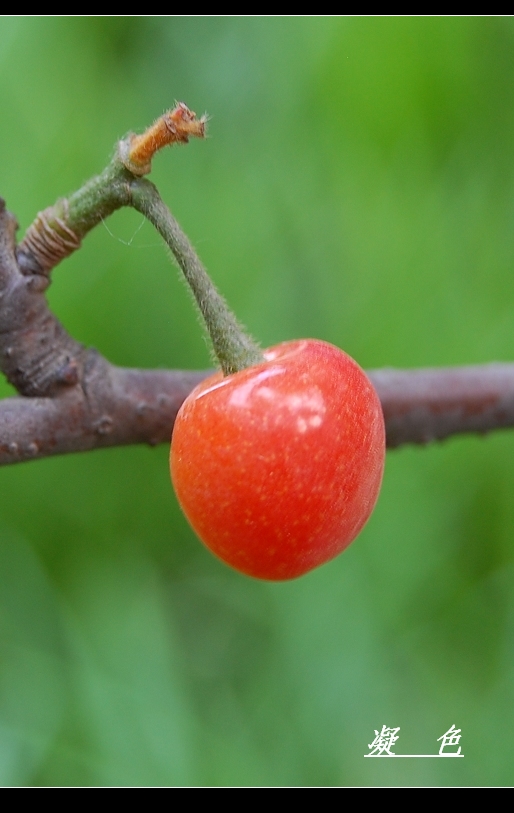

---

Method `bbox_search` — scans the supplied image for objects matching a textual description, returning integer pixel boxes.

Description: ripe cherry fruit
[171,338,385,581]
[134,105,388,580]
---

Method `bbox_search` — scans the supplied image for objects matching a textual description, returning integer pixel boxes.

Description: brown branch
[2,182,514,464]
[369,365,514,448]
[0,195,208,465]
[0,368,208,464]
[2,362,514,465]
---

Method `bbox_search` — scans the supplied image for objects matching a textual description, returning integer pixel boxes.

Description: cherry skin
[170,339,385,581]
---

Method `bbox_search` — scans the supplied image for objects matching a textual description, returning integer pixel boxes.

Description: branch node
[18,202,82,275]
[26,275,50,293]
[93,415,114,436]
[55,359,80,386]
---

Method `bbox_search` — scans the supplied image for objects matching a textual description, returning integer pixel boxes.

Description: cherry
[170,338,385,580]
[127,107,388,579]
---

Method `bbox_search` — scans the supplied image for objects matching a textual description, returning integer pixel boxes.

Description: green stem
[130,179,264,375]
[18,134,264,376]
[62,158,133,237]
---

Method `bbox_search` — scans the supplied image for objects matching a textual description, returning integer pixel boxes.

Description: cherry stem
[16,104,264,376]
[130,180,264,375]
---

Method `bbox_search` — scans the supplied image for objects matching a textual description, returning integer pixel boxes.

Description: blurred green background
[1,16,514,786]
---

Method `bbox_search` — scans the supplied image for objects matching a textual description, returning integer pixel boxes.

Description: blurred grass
[1,17,514,785]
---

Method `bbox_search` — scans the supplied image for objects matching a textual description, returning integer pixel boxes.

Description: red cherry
[170,339,385,580]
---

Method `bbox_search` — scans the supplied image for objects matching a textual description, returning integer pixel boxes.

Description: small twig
[15,104,261,375]
[16,160,132,276]
[16,103,206,277]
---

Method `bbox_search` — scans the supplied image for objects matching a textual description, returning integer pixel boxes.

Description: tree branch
[2,105,514,466]
[0,194,206,465]
[369,364,514,448]
[0,368,208,465]
[2,361,514,465]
